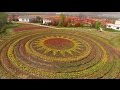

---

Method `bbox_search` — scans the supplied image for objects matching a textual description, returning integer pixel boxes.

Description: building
[115,19,120,25]
[43,18,52,25]
[18,15,36,22]
[18,15,52,25]
[106,19,120,30]
[106,24,120,30]
[7,15,19,22]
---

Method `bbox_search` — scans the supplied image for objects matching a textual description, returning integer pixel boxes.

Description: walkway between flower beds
[14,22,93,31]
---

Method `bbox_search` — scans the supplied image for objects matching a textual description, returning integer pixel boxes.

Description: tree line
[0,12,8,37]
[51,13,102,30]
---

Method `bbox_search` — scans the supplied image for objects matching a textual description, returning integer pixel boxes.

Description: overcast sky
[7,12,120,18]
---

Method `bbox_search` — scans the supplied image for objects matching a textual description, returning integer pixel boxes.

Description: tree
[51,20,59,26]
[63,18,71,27]
[11,14,18,21]
[30,18,37,23]
[58,13,66,27]
[67,23,72,27]
[36,16,43,24]
[74,21,81,27]
[80,23,84,27]
[0,12,8,37]
[0,12,7,29]
[95,21,101,30]
[91,21,96,28]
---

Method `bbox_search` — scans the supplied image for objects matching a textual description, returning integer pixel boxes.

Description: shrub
[58,13,66,27]
[51,20,59,26]
[67,23,73,27]
[74,22,80,27]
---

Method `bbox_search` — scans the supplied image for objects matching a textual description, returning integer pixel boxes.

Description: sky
[7,12,120,18]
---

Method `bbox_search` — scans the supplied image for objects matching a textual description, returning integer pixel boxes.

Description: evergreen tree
[58,13,66,27]
[95,21,101,30]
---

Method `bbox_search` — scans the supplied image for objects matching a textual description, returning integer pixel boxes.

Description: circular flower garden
[1,29,120,79]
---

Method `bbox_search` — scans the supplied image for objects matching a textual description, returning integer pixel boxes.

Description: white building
[106,19,120,30]
[18,18,30,22]
[115,19,120,25]
[43,18,52,25]
[18,15,52,25]
[18,16,35,22]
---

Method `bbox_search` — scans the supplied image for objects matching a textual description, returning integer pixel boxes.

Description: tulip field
[1,23,120,79]
[14,23,49,32]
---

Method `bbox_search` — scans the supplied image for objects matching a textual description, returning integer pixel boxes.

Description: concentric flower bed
[14,24,48,32]
[0,29,120,79]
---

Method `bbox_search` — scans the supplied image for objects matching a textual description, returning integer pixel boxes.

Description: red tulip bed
[44,38,74,50]
[14,24,49,32]
[1,28,120,79]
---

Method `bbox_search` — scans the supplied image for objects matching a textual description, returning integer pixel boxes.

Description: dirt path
[14,22,84,30]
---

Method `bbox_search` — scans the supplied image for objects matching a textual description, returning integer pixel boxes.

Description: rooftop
[18,15,36,19]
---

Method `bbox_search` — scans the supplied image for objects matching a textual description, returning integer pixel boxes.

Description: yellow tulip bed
[0,29,120,79]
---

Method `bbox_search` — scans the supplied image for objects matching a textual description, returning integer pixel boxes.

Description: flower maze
[1,29,120,79]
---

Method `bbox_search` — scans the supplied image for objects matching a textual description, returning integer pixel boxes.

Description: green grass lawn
[0,23,20,38]
[55,26,95,29]
[6,23,20,34]
[103,28,120,32]
[110,37,120,49]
